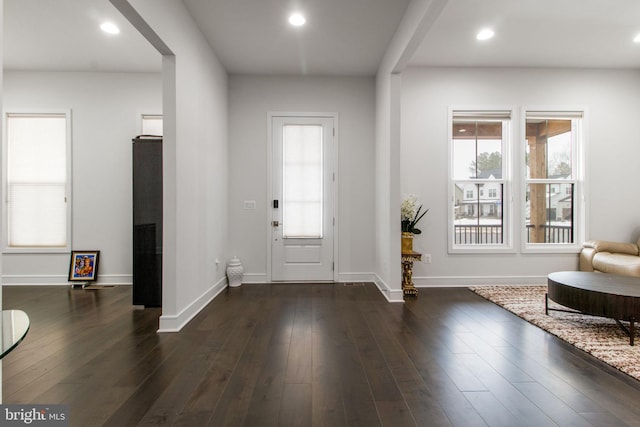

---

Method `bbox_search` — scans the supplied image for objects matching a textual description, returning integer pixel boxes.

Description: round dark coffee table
[546,271,640,345]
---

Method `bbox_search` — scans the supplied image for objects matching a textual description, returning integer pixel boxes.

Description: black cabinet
[132,136,162,307]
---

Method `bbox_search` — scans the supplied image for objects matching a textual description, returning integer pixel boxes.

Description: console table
[0,310,30,359]
[547,271,640,345]
[401,251,421,297]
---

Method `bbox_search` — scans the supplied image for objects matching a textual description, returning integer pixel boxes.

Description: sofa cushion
[584,240,639,256]
[593,252,640,277]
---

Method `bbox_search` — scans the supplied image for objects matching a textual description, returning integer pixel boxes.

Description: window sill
[448,245,516,255]
[521,244,581,254]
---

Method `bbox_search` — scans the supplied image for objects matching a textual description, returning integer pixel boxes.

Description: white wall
[127,0,229,331]
[2,71,162,285]
[374,0,447,302]
[374,72,403,301]
[228,75,376,283]
[402,66,640,285]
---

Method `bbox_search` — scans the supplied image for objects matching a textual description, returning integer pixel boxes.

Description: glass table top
[0,310,29,360]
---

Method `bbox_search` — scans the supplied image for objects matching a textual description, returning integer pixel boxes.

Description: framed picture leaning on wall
[68,251,100,282]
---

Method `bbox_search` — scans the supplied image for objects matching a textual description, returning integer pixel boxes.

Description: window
[4,113,71,249]
[141,114,163,136]
[450,110,511,250]
[524,111,583,248]
[449,108,584,253]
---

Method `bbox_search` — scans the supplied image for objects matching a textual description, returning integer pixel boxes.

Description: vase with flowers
[401,194,428,252]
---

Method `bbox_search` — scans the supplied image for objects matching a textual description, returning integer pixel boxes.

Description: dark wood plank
[284,308,312,384]
[279,383,312,427]
[311,295,347,426]
[376,400,415,426]
[241,297,295,427]
[513,382,595,427]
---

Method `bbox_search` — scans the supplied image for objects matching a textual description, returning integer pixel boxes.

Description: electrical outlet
[423,254,432,264]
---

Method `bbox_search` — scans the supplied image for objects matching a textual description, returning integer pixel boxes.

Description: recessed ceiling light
[100,22,120,35]
[634,33,640,43]
[289,13,306,27]
[476,28,495,41]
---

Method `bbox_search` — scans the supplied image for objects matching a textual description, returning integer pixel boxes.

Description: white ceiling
[412,0,640,69]
[3,0,161,72]
[4,0,640,74]
[181,0,411,75]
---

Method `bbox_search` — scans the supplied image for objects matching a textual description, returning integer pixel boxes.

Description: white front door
[271,115,335,282]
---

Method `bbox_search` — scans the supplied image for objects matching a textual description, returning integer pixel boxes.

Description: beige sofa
[579,238,640,277]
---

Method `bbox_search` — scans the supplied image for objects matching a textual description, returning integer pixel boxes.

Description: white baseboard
[2,274,133,286]
[241,273,268,284]
[337,272,377,283]
[413,275,547,287]
[221,272,547,288]
[157,277,227,333]
[243,272,381,285]
[95,274,132,286]
[227,271,406,302]
[2,274,68,285]
[372,274,404,302]
[368,274,546,301]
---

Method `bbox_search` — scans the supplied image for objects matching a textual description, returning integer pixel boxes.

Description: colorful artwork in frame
[68,251,100,282]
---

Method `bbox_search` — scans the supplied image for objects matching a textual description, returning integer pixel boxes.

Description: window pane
[7,114,67,247]
[525,119,572,179]
[142,115,163,136]
[8,183,66,246]
[526,183,574,244]
[453,183,503,244]
[452,137,476,180]
[452,120,502,179]
[282,125,323,238]
[8,116,66,182]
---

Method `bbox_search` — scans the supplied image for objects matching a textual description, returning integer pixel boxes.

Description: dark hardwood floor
[3,283,640,426]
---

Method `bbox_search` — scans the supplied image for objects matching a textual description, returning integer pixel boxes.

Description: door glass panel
[282,124,323,238]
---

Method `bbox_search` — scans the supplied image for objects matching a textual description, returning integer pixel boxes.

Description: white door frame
[266,112,339,283]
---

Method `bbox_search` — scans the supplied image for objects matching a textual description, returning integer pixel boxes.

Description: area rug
[469,285,640,382]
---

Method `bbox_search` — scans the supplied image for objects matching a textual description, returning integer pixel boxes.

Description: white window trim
[447,106,515,254]
[2,109,73,254]
[520,106,587,254]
